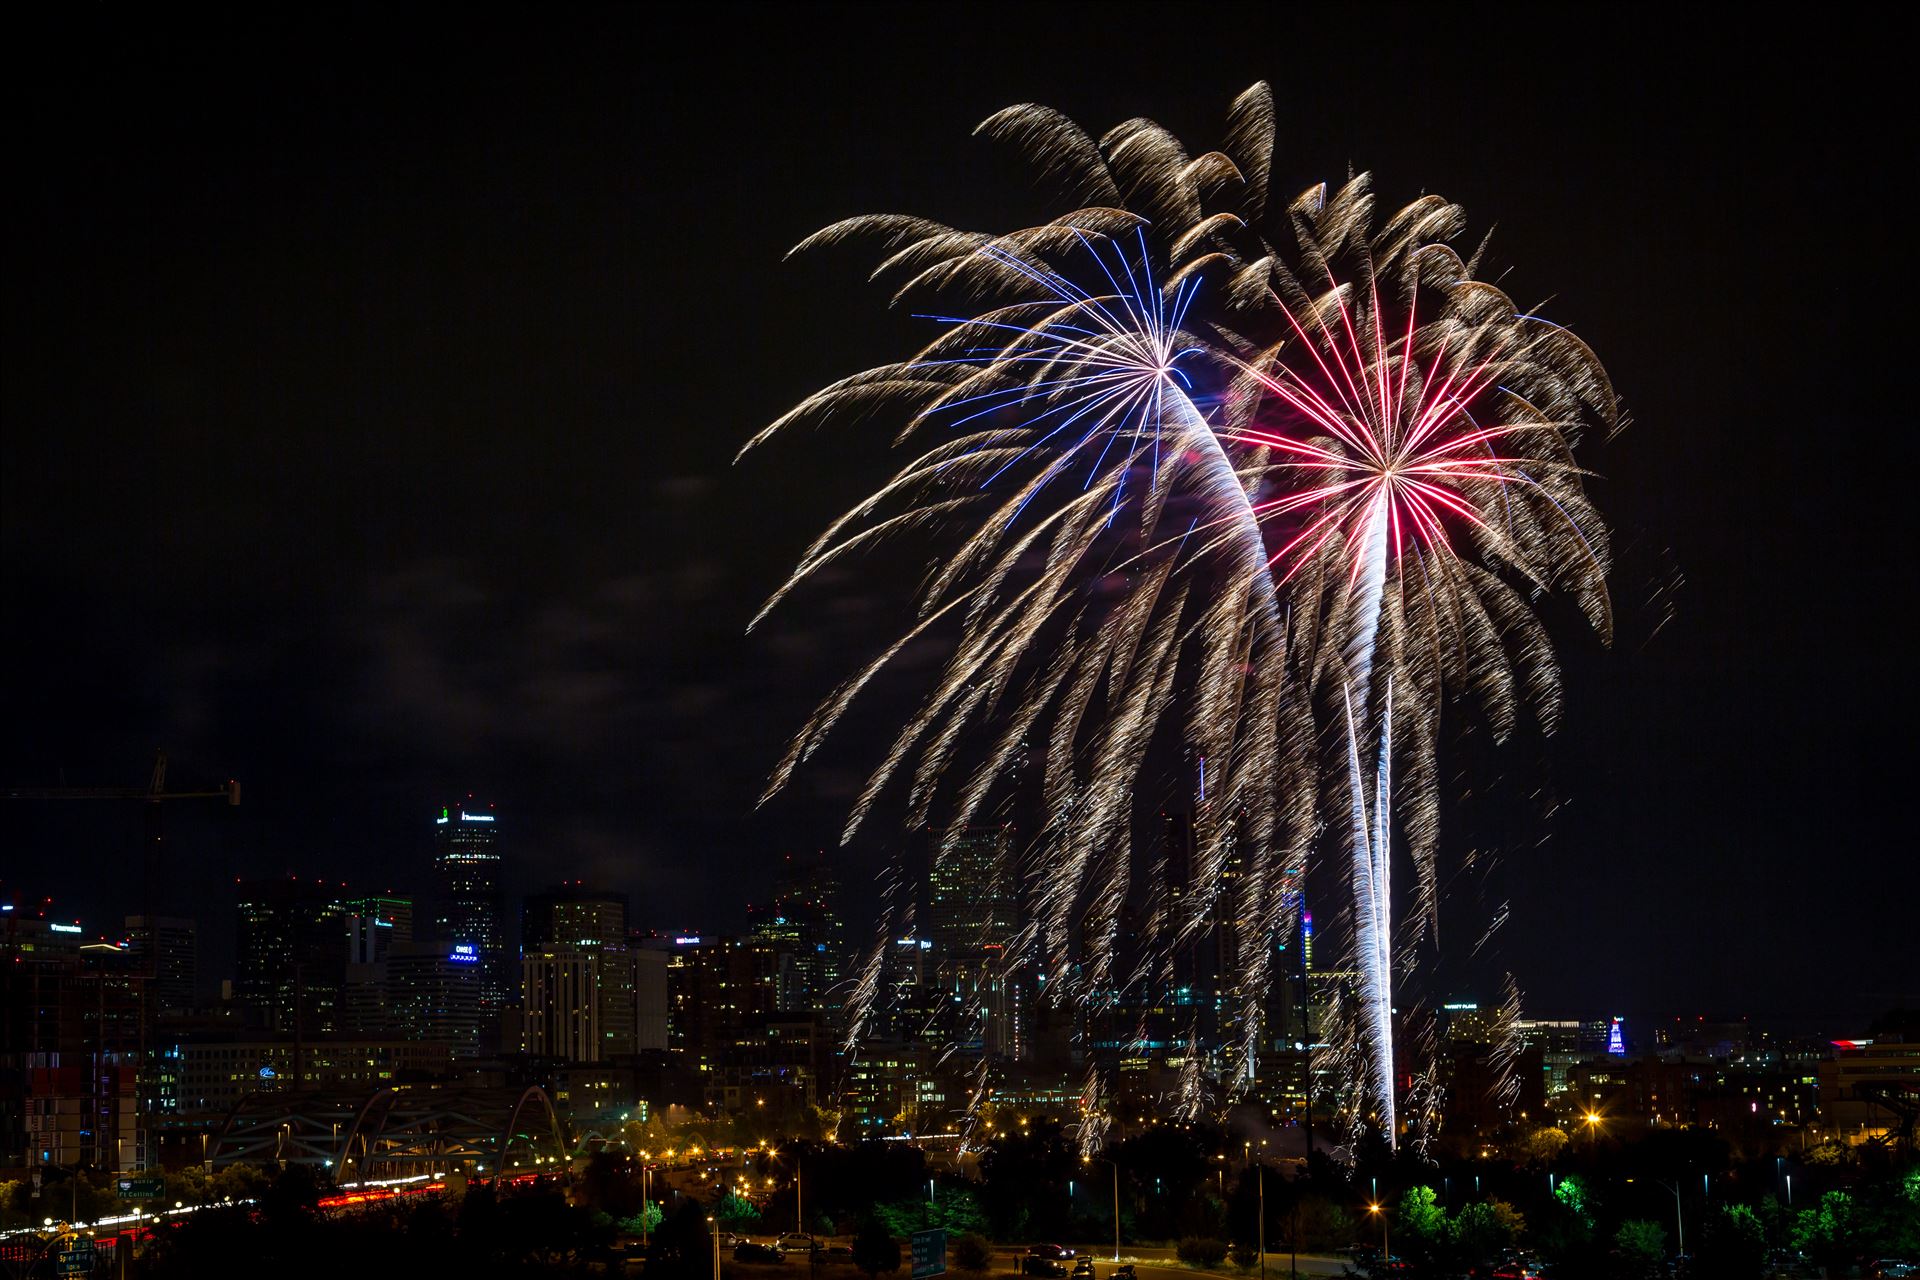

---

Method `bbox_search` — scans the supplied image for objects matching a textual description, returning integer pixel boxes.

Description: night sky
[5,9,1911,1028]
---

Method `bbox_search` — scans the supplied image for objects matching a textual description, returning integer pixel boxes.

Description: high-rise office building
[523,885,627,950]
[658,935,774,1072]
[927,826,1015,955]
[523,950,603,1062]
[925,826,1016,1058]
[388,940,483,1056]
[632,945,669,1051]
[522,884,636,1058]
[432,802,508,1008]
[3,915,147,1170]
[342,894,414,944]
[747,855,847,1017]
[235,877,351,1034]
[124,915,197,1014]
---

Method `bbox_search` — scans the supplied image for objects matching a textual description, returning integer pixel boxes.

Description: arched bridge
[209,1085,571,1185]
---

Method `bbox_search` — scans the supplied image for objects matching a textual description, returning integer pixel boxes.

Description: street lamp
[1583,1111,1603,1155]
[1255,1163,1265,1280]
[1631,1179,1685,1258]
[1366,1203,1389,1263]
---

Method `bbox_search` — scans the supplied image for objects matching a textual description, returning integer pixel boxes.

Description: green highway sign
[117,1176,164,1200]
[911,1229,947,1280]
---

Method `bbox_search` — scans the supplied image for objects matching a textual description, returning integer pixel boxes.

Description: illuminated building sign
[1607,1017,1626,1056]
[50,923,81,934]
[449,944,479,962]
[460,812,494,822]
[674,936,701,945]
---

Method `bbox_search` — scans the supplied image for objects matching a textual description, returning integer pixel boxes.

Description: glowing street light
[1583,1111,1604,1156]
[1366,1203,1389,1261]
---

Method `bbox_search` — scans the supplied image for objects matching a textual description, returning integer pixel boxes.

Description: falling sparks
[746,84,1618,1154]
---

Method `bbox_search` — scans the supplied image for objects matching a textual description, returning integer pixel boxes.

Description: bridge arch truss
[210,1085,570,1185]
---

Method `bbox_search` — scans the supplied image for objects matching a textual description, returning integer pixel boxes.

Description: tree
[1693,1204,1765,1280]
[1483,1200,1526,1244]
[874,1187,988,1238]
[1514,1126,1569,1166]
[620,1202,665,1239]
[577,1151,645,1218]
[1614,1220,1666,1276]
[1533,1175,1595,1266]
[975,1123,1074,1240]
[1276,1196,1353,1252]
[1792,1189,1858,1272]
[1175,1236,1228,1268]
[1396,1186,1445,1242]
[1452,1200,1521,1261]
[853,1215,902,1277]
[648,1202,719,1280]
[951,1233,994,1273]
[1228,1243,1258,1272]
[1552,1175,1592,1226]
[716,1190,762,1232]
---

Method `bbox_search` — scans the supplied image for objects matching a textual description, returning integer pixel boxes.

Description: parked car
[823,1246,855,1263]
[736,1244,786,1265]
[1867,1262,1918,1279]
[1021,1260,1069,1277]
[1072,1260,1095,1278]
[777,1234,819,1255]
[1028,1245,1077,1261]
[1111,1267,1136,1280]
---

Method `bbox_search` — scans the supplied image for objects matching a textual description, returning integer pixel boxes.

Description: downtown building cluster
[3,800,1915,1180]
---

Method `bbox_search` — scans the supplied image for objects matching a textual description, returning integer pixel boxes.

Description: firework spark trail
[1487,973,1527,1115]
[751,86,1616,1148]
[1342,681,1396,1144]
[1207,196,1615,1143]
[746,214,1293,1067]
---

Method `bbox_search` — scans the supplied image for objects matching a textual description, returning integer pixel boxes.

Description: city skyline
[4,12,1913,1042]
[0,791,1892,1039]
[3,16,1915,1278]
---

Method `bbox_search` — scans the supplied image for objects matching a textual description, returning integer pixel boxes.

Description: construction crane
[4,750,240,805]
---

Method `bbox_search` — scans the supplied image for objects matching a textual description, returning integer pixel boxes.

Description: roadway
[987,1245,1351,1278]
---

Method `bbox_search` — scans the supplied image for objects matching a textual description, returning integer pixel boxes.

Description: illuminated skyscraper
[388,940,482,1056]
[234,877,350,1033]
[927,825,1014,955]
[926,826,1016,1057]
[748,855,847,1017]
[124,915,196,1014]
[432,802,508,1008]
[522,950,602,1062]
[522,884,636,1058]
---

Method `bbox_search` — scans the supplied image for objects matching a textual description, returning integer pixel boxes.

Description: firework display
[744,84,1616,1153]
